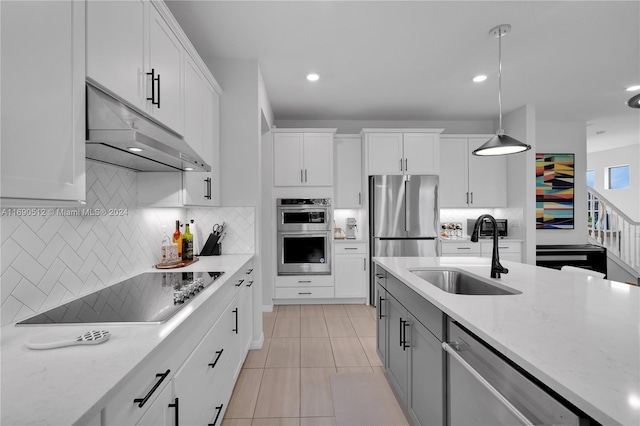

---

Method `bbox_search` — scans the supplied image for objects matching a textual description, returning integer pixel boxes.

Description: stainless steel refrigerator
[369,175,440,303]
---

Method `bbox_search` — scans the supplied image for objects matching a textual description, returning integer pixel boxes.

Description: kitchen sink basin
[410,269,521,295]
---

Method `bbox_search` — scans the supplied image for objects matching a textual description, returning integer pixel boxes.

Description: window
[606,165,630,189]
[586,170,594,187]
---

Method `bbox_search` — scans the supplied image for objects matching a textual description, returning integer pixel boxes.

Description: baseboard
[262,304,274,313]
[250,332,264,350]
[273,297,368,305]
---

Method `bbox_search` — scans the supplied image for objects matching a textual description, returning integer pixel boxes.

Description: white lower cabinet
[102,261,254,426]
[135,384,176,426]
[274,274,334,300]
[334,242,367,298]
[480,241,522,262]
[441,240,522,262]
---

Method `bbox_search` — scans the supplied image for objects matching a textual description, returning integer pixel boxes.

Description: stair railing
[587,186,640,274]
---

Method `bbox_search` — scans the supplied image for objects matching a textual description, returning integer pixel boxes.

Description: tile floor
[222,304,407,426]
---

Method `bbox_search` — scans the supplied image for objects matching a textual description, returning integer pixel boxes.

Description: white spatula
[26,330,111,350]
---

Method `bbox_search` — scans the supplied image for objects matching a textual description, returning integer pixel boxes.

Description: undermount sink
[410,269,521,295]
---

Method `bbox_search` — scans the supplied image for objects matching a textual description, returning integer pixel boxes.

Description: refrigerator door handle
[404,179,410,233]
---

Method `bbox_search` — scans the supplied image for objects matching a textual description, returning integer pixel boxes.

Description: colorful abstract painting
[536,153,575,229]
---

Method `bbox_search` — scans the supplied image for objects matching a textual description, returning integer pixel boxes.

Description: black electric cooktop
[16,271,224,325]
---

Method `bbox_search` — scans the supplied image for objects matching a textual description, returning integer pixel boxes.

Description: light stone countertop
[0,254,253,426]
[373,256,640,426]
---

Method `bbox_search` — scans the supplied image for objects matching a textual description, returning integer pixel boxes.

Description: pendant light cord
[497,26,503,132]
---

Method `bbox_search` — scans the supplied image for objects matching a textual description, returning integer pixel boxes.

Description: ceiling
[166,1,639,153]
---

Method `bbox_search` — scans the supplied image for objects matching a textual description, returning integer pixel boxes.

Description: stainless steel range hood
[86,80,210,172]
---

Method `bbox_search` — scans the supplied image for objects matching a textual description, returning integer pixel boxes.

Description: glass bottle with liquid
[182,223,194,261]
[173,220,182,258]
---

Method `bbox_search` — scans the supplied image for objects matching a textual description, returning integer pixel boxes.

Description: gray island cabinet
[373,257,640,426]
[375,264,445,425]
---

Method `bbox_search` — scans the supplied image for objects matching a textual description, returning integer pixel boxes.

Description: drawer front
[335,242,366,254]
[441,242,480,255]
[103,343,178,426]
[275,275,334,287]
[275,286,335,299]
[480,241,521,254]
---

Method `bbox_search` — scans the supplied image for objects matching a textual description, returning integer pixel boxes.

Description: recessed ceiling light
[625,85,640,92]
[184,167,194,171]
[306,73,320,82]
[473,75,487,83]
[128,147,143,152]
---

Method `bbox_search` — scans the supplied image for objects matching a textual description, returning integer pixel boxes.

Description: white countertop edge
[372,256,640,426]
[1,254,254,426]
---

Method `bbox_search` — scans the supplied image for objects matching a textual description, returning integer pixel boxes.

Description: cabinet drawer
[275,286,335,299]
[335,242,366,254]
[103,343,178,426]
[275,275,334,288]
[441,242,480,255]
[480,241,521,254]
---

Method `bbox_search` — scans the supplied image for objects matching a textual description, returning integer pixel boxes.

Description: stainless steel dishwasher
[443,321,590,426]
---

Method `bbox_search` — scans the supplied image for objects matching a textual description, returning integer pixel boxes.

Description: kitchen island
[1,254,254,426]
[374,256,639,426]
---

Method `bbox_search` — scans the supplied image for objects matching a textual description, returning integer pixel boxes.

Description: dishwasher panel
[445,321,588,426]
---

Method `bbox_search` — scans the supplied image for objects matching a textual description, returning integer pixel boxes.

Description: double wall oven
[277,198,332,275]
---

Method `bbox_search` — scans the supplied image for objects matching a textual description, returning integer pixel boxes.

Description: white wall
[587,144,640,222]
[502,105,537,264]
[274,119,493,135]
[536,120,588,246]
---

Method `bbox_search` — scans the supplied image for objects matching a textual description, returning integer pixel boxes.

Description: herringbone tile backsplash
[0,162,255,326]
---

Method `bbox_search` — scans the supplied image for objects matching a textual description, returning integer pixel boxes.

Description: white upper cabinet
[87,0,184,135]
[1,0,86,203]
[439,135,507,208]
[182,82,220,206]
[402,133,440,175]
[183,55,205,157]
[86,0,147,110]
[273,130,335,186]
[148,4,183,134]
[335,135,363,208]
[365,129,442,176]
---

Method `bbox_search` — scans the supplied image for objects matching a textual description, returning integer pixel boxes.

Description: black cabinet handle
[235,280,244,287]
[146,69,160,107]
[379,296,385,319]
[246,280,254,287]
[399,318,404,347]
[402,320,410,351]
[156,73,161,108]
[133,369,170,407]
[208,349,224,369]
[208,404,224,426]
[233,308,238,334]
[298,292,312,295]
[245,268,254,274]
[204,178,212,200]
[168,397,179,426]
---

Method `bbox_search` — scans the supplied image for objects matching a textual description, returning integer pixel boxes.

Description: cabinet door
[335,255,367,298]
[1,0,86,202]
[183,56,204,157]
[240,282,254,355]
[386,295,409,404]
[368,133,404,175]
[375,283,387,367]
[173,310,232,426]
[274,133,304,186]
[228,292,244,380]
[206,87,221,205]
[303,133,334,186]
[439,138,469,208]
[403,133,440,175]
[148,4,183,133]
[335,136,363,207]
[136,384,176,426]
[86,0,147,110]
[468,137,507,207]
[408,316,443,426]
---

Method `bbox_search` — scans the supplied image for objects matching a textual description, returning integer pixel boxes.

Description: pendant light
[473,24,531,156]
[627,93,640,108]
